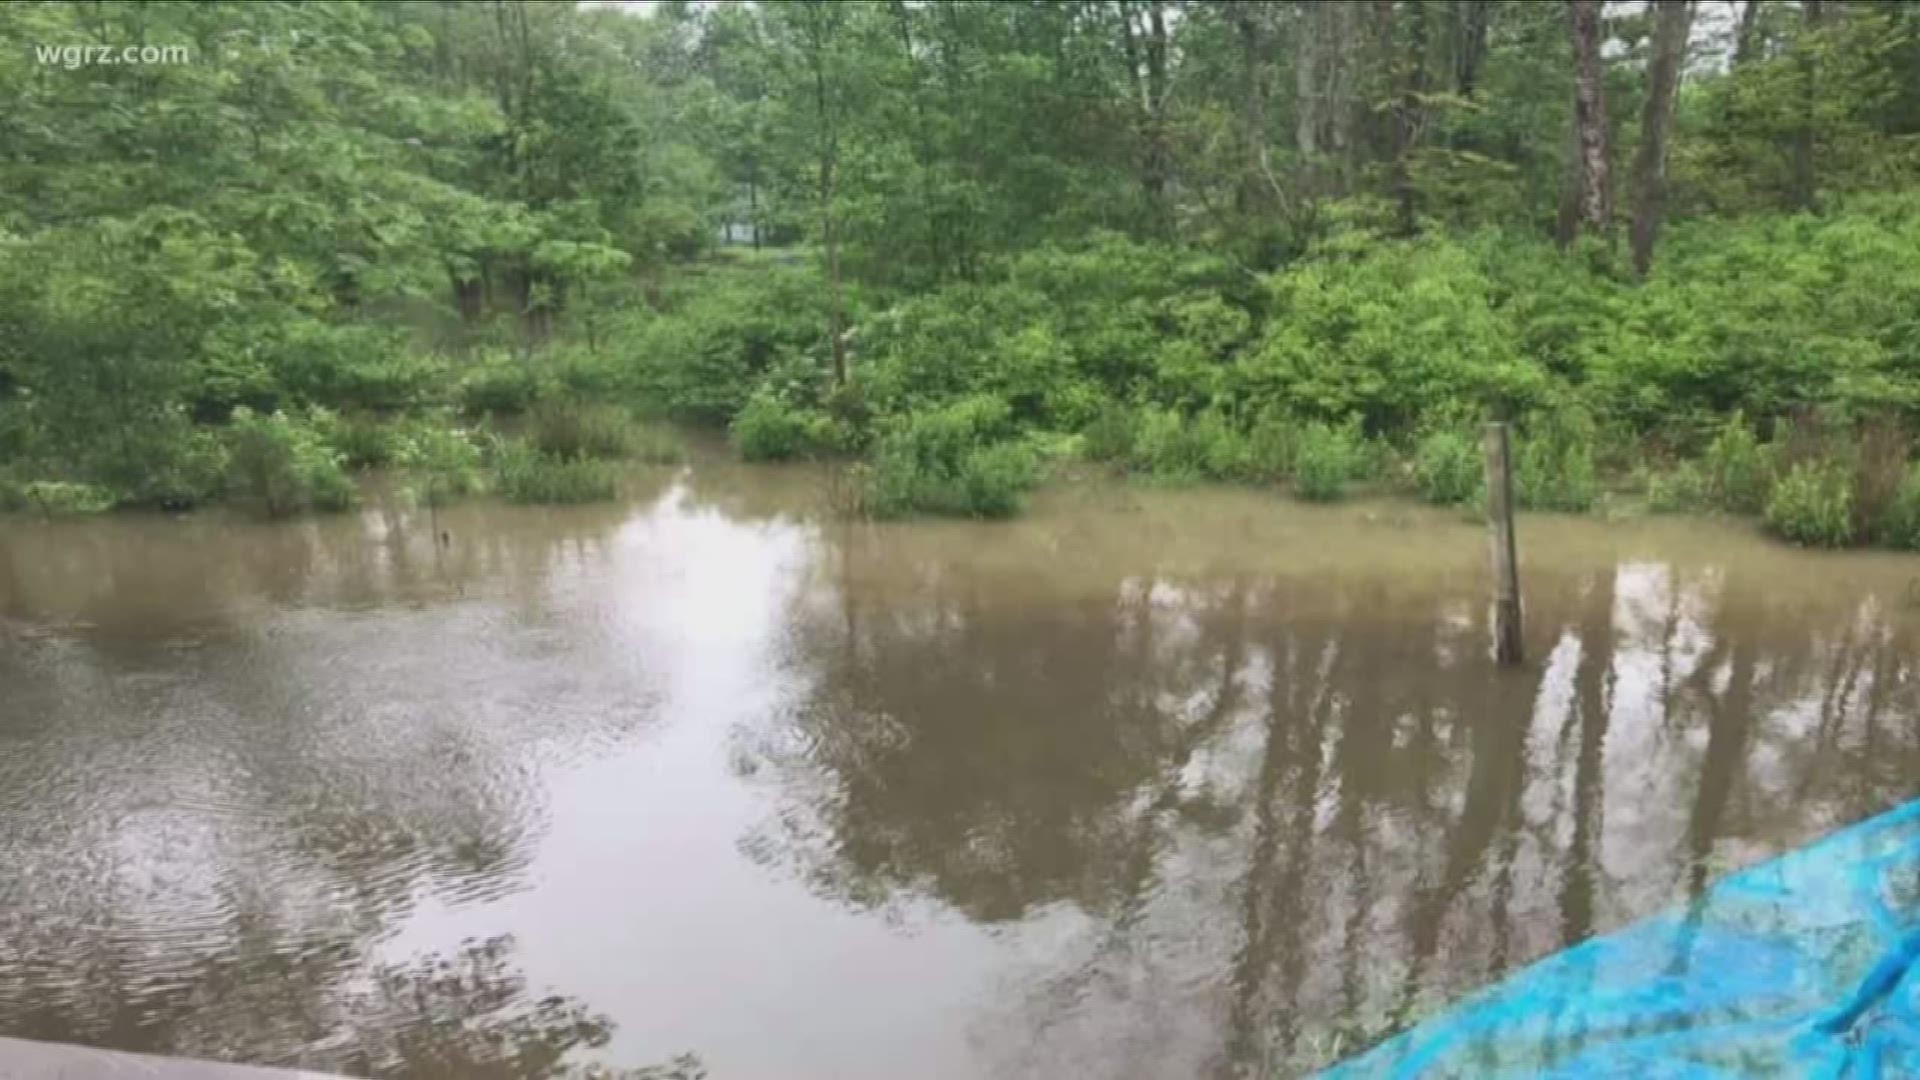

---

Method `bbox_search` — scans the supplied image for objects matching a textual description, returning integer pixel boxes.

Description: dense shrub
[528,402,640,461]
[1129,407,1249,481]
[1412,427,1483,506]
[1764,461,1856,546]
[862,395,1039,518]
[1515,411,1599,512]
[492,440,619,504]
[1081,401,1137,464]
[322,412,403,470]
[17,481,117,515]
[1645,462,1710,513]
[1700,413,1773,512]
[459,352,551,415]
[394,424,486,506]
[270,323,445,413]
[1292,420,1364,502]
[225,408,356,516]
[628,266,832,423]
[1245,410,1297,482]
[1878,466,1920,549]
[731,391,815,462]
[134,427,232,509]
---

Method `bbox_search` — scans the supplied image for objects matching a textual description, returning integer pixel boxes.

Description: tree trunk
[1629,0,1693,278]
[1231,3,1271,215]
[1454,0,1489,98]
[1791,0,1824,211]
[1393,0,1431,236]
[1294,1,1321,162]
[804,9,848,386]
[1733,0,1763,66]
[1141,1,1172,234]
[1566,0,1613,241]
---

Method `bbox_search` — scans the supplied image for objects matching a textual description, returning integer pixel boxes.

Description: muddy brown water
[2,452,1917,1079]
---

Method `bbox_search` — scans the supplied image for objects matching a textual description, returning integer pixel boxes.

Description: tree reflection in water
[741,524,1920,1078]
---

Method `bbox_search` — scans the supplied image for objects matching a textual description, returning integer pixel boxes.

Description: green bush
[135,427,231,509]
[395,424,486,506]
[1081,402,1136,463]
[1872,465,1920,549]
[1701,413,1772,512]
[528,402,639,461]
[323,412,402,470]
[731,391,814,462]
[0,472,23,511]
[1293,420,1364,502]
[1245,410,1297,482]
[492,440,619,504]
[1764,461,1856,546]
[1129,407,1248,481]
[225,408,356,516]
[1645,462,1710,513]
[862,395,1039,518]
[459,352,551,415]
[1412,427,1483,506]
[1515,412,1598,512]
[18,480,117,515]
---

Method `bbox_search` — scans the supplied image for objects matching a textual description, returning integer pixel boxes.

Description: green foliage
[395,424,487,507]
[1645,462,1710,514]
[1763,461,1855,546]
[17,481,117,516]
[731,391,816,462]
[1245,410,1298,483]
[224,408,356,517]
[528,402,642,461]
[460,354,553,416]
[1081,402,1138,464]
[1877,466,1920,550]
[1412,427,1484,506]
[627,267,832,424]
[492,440,619,505]
[1701,413,1774,513]
[1292,421,1365,503]
[1129,408,1249,482]
[862,396,1039,519]
[1515,411,1599,512]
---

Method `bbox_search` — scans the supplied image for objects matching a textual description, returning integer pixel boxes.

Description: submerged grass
[493,439,620,504]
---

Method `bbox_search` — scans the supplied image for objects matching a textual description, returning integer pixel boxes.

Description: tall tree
[1629,0,1695,277]
[1733,0,1764,66]
[1791,0,1827,210]
[1566,0,1614,242]
[1391,0,1433,235]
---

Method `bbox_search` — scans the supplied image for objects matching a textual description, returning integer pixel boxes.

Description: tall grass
[1293,421,1364,502]
[1764,461,1855,546]
[492,439,619,504]
[1412,427,1482,506]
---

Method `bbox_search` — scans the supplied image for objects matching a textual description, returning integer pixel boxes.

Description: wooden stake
[1484,422,1524,664]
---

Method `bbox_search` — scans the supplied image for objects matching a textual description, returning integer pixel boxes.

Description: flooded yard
[2,455,1916,1079]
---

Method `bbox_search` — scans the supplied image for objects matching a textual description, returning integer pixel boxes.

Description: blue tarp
[1321,799,1920,1079]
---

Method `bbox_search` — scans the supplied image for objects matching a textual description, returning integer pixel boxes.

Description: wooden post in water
[1484,422,1524,665]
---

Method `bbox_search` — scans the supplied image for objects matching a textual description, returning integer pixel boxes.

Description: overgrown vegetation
[492,441,621,506]
[3,1,1920,553]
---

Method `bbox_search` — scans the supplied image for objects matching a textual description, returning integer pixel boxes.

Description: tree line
[2,1,1918,542]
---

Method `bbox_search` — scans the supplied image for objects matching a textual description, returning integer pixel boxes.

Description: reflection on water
[2,454,1917,1079]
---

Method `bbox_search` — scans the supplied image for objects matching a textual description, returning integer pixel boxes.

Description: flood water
[2,451,1917,1079]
